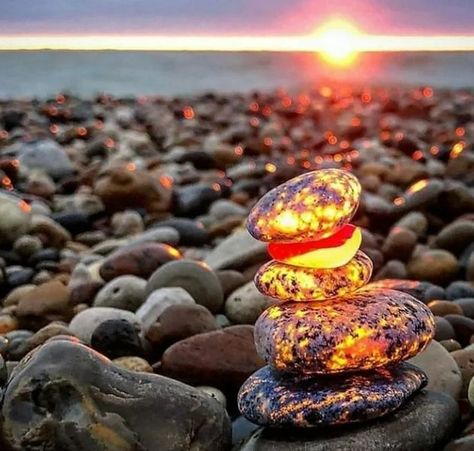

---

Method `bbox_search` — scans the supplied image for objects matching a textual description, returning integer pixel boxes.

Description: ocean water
[0,50,473,99]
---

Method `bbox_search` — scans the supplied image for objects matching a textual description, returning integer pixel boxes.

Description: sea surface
[0,51,473,99]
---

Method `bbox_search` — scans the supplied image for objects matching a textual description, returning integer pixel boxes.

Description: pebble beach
[0,85,473,450]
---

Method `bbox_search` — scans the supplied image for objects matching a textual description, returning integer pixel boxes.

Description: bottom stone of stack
[238,391,458,451]
[238,363,426,427]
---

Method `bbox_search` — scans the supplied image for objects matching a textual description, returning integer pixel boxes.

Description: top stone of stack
[247,169,361,243]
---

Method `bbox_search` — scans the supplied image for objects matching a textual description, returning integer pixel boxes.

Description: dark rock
[434,316,456,341]
[152,218,210,246]
[239,391,458,451]
[51,211,92,235]
[434,220,474,256]
[454,298,474,319]
[446,281,474,300]
[7,268,35,288]
[444,314,474,346]
[238,364,427,427]
[0,340,231,450]
[90,318,144,359]
[174,184,221,217]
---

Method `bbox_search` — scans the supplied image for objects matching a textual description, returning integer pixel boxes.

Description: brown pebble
[428,300,464,317]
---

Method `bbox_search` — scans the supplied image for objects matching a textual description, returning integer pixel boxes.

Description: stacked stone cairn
[238,168,435,427]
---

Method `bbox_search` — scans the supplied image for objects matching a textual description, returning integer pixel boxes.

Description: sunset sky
[1,0,474,51]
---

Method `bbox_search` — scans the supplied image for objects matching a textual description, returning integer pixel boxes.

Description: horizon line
[1,34,474,52]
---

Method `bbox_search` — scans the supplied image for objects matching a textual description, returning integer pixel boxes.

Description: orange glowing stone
[247,169,361,243]
[255,250,372,302]
[255,288,435,374]
[268,224,361,268]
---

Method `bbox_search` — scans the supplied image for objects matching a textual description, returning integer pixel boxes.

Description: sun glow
[315,20,361,66]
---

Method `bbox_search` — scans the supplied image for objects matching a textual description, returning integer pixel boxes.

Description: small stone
[17,139,74,179]
[205,229,268,271]
[69,307,142,344]
[217,270,245,297]
[444,314,474,346]
[136,287,196,332]
[446,281,474,300]
[16,323,73,357]
[160,325,264,396]
[382,226,417,261]
[30,214,71,248]
[393,211,428,237]
[93,275,146,311]
[99,242,181,281]
[174,183,221,217]
[440,339,462,352]
[0,193,31,246]
[90,318,143,359]
[1,340,231,450]
[428,300,463,317]
[111,210,144,237]
[374,260,407,280]
[113,356,153,373]
[239,391,458,451]
[152,218,210,246]
[146,260,224,313]
[209,199,247,219]
[434,220,474,256]
[225,281,274,324]
[15,280,72,329]
[434,316,456,341]
[238,363,427,427]
[12,235,42,260]
[407,250,459,285]
[408,340,462,399]
[94,167,172,214]
[454,298,474,318]
[126,227,180,247]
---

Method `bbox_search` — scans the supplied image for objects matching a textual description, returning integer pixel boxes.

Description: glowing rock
[247,169,361,243]
[255,288,435,374]
[268,224,362,268]
[238,363,427,427]
[255,250,372,302]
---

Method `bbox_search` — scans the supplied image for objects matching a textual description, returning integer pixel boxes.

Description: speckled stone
[238,363,427,427]
[255,288,435,374]
[247,169,361,243]
[254,251,373,302]
[239,391,458,451]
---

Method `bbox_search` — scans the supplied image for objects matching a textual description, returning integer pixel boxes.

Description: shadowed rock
[0,339,231,451]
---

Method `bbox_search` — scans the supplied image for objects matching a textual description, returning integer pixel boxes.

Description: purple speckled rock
[238,363,427,427]
[247,169,361,243]
[254,288,435,374]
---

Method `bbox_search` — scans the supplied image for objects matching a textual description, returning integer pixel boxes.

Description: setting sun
[315,20,361,66]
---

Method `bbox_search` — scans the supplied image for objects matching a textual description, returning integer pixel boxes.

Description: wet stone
[238,363,427,427]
